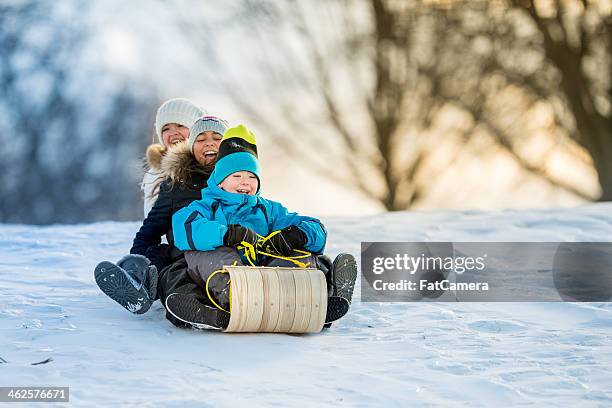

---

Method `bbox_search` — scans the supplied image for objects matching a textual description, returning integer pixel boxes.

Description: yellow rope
[205,269,230,313]
[234,230,313,268]
[258,251,311,268]
[258,229,281,246]
[256,230,312,267]
[255,248,309,267]
[237,241,257,266]
[259,230,313,268]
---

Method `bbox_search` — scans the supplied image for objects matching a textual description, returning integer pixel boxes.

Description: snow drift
[1,204,611,406]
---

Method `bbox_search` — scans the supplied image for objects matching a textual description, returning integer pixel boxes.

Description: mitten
[224,224,258,247]
[266,226,307,256]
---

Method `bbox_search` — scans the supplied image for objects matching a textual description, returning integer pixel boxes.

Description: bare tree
[510,0,611,199]
[168,0,609,210]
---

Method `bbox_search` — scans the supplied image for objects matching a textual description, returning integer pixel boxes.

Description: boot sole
[165,293,230,330]
[94,262,152,314]
[325,296,350,323]
[333,254,358,304]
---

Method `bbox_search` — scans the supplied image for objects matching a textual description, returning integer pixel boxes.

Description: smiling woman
[188,116,228,164]
[142,98,203,217]
[160,123,189,146]
[95,115,230,322]
[192,131,222,166]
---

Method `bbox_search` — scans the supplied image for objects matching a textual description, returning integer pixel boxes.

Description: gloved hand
[266,226,307,256]
[224,224,259,247]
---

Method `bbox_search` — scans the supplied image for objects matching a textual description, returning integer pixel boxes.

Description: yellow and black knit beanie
[210,124,260,190]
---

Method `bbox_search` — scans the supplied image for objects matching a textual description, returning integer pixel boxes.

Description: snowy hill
[1,204,612,406]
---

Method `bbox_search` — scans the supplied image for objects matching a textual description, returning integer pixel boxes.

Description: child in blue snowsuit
[170,125,356,327]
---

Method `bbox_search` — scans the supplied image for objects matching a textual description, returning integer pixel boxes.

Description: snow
[1,204,612,407]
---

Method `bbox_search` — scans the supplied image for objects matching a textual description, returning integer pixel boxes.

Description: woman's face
[161,123,189,146]
[218,171,259,195]
[193,131,222,166]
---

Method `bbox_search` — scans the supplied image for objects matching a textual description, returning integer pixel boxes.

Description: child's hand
[224,224,258,247]
[267,226,307,256]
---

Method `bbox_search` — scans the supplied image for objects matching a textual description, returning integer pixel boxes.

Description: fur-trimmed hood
[161,140,212,185]
[145,143,166,170]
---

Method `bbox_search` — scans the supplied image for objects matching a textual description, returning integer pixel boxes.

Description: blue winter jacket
[172,182,327,255]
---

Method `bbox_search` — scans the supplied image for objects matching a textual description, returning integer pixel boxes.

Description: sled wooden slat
[273,267,296,332]
[224,266,327,333]
[244,267,264,331]
[307,268,328,333]
[226,266,246,332]
[290,270,311,332]
[258,268,281,332]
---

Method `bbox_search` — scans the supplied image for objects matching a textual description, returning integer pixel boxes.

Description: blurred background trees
[0,0,609,223]
[0,0,155,223]
[173,0,609,210]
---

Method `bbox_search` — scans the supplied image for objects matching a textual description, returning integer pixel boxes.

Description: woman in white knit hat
[142,98,204,217]
[95,115,231,320]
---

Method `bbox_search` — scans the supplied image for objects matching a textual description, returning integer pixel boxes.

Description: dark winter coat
[130,141,212,271]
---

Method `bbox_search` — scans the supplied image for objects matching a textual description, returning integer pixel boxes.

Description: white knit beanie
[188,116,229,152]
[154,98,205,145]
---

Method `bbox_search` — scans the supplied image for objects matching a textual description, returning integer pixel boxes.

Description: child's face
[161,123,189,146]
[193,131,222,166]
[218,171,259,195]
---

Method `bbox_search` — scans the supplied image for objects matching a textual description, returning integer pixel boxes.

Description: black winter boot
[117,254,158,301]
[94,258,156,314]
[330,253,357,302]
[325,297,350,324]
[165,293,230,330]
[325,253,358,323]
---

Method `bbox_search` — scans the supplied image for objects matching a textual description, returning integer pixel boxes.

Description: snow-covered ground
[1,204,612,407]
